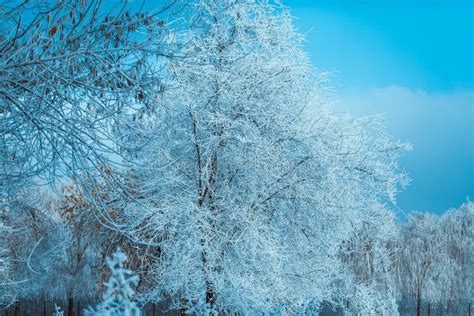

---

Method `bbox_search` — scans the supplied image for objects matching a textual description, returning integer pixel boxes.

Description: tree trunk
[67,295,74,316]
[469,302,472,316]
[416,290,421,316]
[206,284,216,308]
[13,300,20,316]
[428,302,431,316]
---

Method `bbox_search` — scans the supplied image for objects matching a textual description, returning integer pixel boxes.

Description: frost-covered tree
[115,0,409,313]
[0,0,175,192]
[0,0,178,300]
[395,212,445,316]
[53,304,64,316]
[339,204,399,315]
[438,201,474,314]
[394,202,474,316]
[0,189,64,303]
[85,247,140,316]
[55,183,105,315]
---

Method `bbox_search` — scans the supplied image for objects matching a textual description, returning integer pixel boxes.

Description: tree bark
[67,295,74,316]
[13,300,20,316]
[205,282,216,308]
[416,288,421,316]
[427,302,430,316]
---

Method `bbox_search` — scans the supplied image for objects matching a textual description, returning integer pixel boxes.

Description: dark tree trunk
[428,302,431,316]
[67,295,74,316]
[206,284,216,308]
[416,289,421,316]
[469,302,472,316]
[13,300,20,316]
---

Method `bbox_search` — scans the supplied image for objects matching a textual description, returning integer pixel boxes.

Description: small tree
[85,248,140,316]
[53,304,64,316]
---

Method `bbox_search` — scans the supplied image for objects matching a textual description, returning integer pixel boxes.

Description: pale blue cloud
[335,86,473,214]
[286,0,473,214]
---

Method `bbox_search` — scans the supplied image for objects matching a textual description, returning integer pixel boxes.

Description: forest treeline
[0,0,472,315]
[2,186,474,315]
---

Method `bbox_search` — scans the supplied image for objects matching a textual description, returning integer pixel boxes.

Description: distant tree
[117,0,409,312]
[339,205,399,315]
[55,183,104,315]
[394,203,474,315]
[438,201,474,314]
[395,212,445,316]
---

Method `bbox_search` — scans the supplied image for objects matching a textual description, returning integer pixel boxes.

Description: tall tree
[0,0,177,301]
[117,0,409,312]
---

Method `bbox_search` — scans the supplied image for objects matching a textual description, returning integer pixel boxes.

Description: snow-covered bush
[53,304,64,316]
[85,248,140,316]
[187,296,217,316]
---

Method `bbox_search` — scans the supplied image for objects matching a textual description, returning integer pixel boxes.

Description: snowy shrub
[187,296,218,316]
[85,248,140,316]
[53,304,64,316]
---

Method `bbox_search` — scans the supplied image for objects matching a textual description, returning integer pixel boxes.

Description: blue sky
[288,0,473,215]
